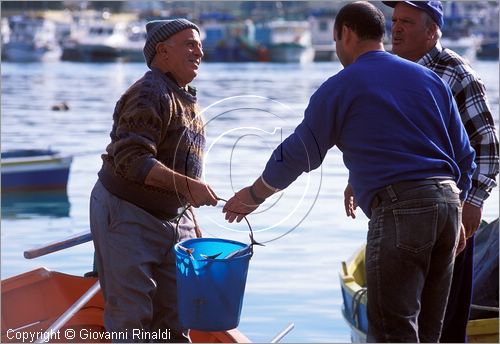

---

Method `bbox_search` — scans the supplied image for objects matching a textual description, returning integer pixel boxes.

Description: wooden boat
[1,149,72,192]
[1,268,251,343]
[340,245,499,343]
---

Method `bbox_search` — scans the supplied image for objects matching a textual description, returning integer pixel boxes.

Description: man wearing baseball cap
[90,18,218,342]
[382,1,499,342]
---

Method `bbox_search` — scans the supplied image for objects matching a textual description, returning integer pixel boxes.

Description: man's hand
[145,163,218,207]
[344,183,357,219]
[182,177,218,208]
[456,223,467,256]
[223,187,260,223]
[223,176,278,223]
[462,202,482,238]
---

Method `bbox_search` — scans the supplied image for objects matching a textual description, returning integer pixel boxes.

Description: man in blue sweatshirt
[223,1,475,342]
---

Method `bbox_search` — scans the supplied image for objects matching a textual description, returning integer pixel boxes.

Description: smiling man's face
[163,29,204,86]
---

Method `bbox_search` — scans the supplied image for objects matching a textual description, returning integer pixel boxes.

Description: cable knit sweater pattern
[98,68,205,219]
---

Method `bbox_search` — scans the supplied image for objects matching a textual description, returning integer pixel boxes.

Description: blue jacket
[262,50,476,217]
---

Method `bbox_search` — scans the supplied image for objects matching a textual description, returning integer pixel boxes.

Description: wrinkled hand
[223,187,260,223]
[344,183,358,219]
[462,202,482,238]
[183,178,218,208]
[455,223,467,256]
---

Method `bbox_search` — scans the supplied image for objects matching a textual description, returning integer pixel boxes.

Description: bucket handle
[174,197,264,248]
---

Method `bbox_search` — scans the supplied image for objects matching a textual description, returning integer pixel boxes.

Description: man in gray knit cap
[90,18,217,342]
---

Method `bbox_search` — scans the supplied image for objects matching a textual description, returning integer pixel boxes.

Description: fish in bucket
[174,206,262,331]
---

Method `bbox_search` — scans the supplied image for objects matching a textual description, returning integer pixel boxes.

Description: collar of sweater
[150,67,197,103]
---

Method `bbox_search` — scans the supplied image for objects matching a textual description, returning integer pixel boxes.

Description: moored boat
[1,268,251,343]
[255,20,314,63]
[476,34,499,61]
[1,149,72,192]
[3,15,62,62]
[340,220,499,343]
[201,19,266,62]
[308,10,336,62]
[61,13,146,63]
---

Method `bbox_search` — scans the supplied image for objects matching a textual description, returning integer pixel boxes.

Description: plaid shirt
[418,41,499,208]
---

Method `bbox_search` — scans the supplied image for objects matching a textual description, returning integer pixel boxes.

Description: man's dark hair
[334,1,385,41]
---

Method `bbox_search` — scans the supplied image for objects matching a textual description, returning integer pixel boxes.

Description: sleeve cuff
[465,187,489,208]
[135,157,157,183]
[260,175,281,193]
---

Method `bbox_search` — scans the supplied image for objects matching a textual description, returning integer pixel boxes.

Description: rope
[351,287,368,328]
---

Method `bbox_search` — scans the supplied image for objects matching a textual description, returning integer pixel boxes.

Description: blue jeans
[441,235,474,343]
[366,180,462,343]
[90,180,196,343]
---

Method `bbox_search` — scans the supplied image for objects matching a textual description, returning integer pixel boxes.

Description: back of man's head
[335,1,385,41]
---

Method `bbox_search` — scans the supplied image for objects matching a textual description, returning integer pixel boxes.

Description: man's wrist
[249,185,266,205]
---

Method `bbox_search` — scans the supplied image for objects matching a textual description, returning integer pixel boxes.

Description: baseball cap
[382,1,444,28]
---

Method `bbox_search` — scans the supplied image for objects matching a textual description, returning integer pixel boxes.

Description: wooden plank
[24,231,92,259]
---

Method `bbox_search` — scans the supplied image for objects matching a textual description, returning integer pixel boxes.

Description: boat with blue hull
[1,149,72,192]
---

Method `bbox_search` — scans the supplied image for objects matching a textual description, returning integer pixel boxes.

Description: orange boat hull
[1,268,250,343]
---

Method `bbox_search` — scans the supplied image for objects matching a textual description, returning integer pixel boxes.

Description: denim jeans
[440,235,474,343]
[90,180,196,343]
[365,180,462,343]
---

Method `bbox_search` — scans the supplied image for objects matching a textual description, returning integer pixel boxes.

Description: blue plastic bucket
[174,238,253,331]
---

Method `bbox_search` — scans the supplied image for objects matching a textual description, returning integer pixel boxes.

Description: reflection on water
[1,191,70,219]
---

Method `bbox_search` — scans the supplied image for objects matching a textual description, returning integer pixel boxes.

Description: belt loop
[386,185,398,203]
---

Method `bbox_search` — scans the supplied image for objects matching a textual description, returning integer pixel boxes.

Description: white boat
[1,17,10,60]
[72,21,126,61]
[1,17,10,44]
[121,20,147,62]
[3,15,62,62]
[309,11,336,61]
[256,20,314,63]
[62,13,145,62]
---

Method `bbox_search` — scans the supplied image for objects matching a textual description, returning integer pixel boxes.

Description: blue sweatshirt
[262,51,476,217]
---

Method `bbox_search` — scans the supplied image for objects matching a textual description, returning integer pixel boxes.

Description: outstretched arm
[223,176,279,223]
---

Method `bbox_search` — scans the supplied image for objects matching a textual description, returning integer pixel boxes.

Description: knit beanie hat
[143,18,200,68]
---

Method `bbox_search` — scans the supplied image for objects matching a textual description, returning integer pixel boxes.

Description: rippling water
[1,59,498,343]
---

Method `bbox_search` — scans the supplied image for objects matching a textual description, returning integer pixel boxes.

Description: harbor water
[1,59,499,342]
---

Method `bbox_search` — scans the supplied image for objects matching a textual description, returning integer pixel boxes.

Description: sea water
[1,60,498,342]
